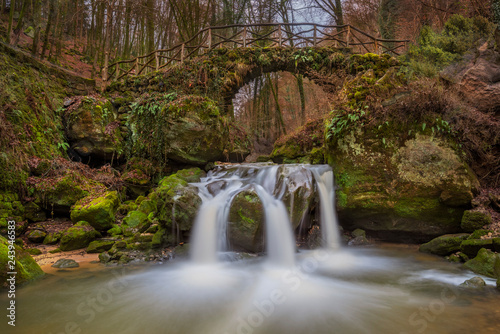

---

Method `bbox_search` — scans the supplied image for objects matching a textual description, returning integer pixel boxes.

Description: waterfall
[311,167,341,249]
[189,163,341,266]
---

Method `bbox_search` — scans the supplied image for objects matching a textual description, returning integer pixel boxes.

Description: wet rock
[70,191,120,231]
[98,251,111,263]
[463,248,500,278]
[348,235,370,246]
[419,233,469,256]
[328,133,479,241]
[352,228,366,238]
[27,229,47,243]
[86,240,115,253]
[228,189,264,253]
[0,235,44,285]
[459,276,486,288]
[51,259,79,269]
[307,225,323,249]
[460,239,494,258]
[59,221,101,251]
[461,210,492,232]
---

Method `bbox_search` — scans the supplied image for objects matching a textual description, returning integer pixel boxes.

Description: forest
[1,1,500,333]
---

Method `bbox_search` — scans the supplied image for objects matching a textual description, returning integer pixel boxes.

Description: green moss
[123,211,148,228]
[461,210,492,232]
[463,248,499,278]
[71,191,120,231]
[87,240,115,253]
[419,233,469,256]
[59,222,101,251]
[0,235,44,284]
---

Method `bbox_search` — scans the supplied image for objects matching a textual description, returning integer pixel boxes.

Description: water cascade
[189,163,342,265]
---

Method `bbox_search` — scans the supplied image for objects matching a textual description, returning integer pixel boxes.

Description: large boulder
[419,233,469,256]
[128,95,228,166]
[463,248,500,278]
[327,132,479,241]
[228,189,264,253]
[59,221,101,251]
[461,210,492,232]
[65,97,125,161]
[441,43,500,114]
[70,191,120,231]
[0,235,44,286]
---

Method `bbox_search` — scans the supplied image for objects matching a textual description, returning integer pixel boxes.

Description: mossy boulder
[460,239,494,258]
[175,168,206,183]
[59,221,101,251]
[463,248,500,278]
[128,95,228,166]
[70,191,120,231]
[228,189,264,253]
[43,232,61,245]
[65,97,124,161]
[86,240,115,253]
[28,172,105,214]
[27,229,47,243]
[0,235,44,286]
[123,210,148,228]
[461,210,492,232]
[327,131,479,241]
[419,233,469,256]
[24,202,46,223]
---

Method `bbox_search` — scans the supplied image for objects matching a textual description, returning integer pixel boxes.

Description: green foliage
[404,15,496,78]
[326,107,367,140]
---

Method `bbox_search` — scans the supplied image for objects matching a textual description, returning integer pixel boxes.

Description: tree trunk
[32,0,42,56]
[296,74,306,125]
[12,0,28,46]
[6,0,16,44]
[41,0,56,59]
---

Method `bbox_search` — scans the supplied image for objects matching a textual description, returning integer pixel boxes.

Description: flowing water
[2,163,499,334]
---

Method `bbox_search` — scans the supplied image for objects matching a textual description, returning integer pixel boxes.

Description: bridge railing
[103,23,409,82]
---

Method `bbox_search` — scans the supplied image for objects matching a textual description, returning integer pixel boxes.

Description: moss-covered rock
[27,229,47,243]
[0,235,44,286]
[43,232,61,245]
[460,239,494,258]
[419,233,470,256]
[175,168,206,183]
[24,202,46,223]
[70,191,120,231]
[228,189,264,253]
[59,221,101,251]
[463,248,500,278]
[65,97,125,161]
[327,131,479,240]
[123,211,148,228]
[86,240,115,253]
[461,210,492,232]
[128,95,228,166]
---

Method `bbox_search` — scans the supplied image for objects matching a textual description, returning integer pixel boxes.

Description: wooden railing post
[181,44,185,62]
[374,40,379,54]
[346,25,351,48]
[208,29,212,49]
[313,24,317,47]
[243,26,247,48]
[102,65,108,82]
[155,52,159,71]
[116,65,120,81]
[278,24,282,47]
[135,58,139,75]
